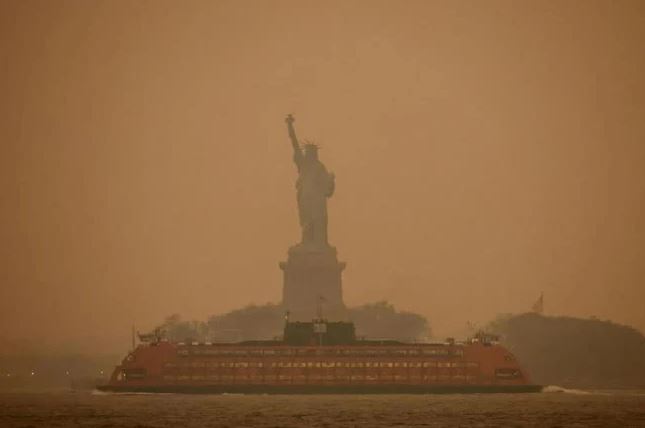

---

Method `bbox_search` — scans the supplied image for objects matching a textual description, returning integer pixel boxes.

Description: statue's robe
[294,155,334,246]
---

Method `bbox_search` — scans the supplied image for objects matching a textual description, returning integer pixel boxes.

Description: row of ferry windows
[177,348,463,357]
[164,361,479,369]
[163,374,477,382]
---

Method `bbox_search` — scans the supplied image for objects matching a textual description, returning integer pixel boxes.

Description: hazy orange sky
[1,0,644,354]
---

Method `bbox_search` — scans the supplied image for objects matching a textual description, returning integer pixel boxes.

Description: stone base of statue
[279,243,346,321]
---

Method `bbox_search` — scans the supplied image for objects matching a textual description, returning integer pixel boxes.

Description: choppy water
[1,387,644,427]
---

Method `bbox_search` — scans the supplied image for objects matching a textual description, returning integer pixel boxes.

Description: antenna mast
[131,325,136,351]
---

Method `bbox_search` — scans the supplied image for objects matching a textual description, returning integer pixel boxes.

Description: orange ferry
[98,319,541,394]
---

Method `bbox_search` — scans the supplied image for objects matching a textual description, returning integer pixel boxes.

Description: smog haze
[1,0,644,354]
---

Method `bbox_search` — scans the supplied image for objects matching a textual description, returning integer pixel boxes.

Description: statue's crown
[303,140,319,150]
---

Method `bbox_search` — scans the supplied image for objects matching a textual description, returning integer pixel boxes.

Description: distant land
[488,313,645,389]
[157,301,430,343]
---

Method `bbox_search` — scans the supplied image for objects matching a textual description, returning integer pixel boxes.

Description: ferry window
[423,348,450,356]
[495,368,521,379]
[408,349,420,355]
[307,362,314,368]
[124,368,146,380]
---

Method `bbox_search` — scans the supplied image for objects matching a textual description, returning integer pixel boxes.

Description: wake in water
[542,385,593,395]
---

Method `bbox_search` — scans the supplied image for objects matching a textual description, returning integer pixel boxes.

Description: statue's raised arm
[285,114,303,166]
[283,114,335,247]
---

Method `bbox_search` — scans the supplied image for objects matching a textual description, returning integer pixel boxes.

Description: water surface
[1,388,644,427]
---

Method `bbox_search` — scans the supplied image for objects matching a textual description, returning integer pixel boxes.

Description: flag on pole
[531,292,544,314]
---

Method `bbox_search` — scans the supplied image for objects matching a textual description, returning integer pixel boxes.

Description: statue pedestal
[279,244,346,321]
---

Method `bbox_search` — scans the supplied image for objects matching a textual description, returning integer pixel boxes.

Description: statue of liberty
[285,114,335,248]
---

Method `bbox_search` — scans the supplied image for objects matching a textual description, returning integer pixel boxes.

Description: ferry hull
[97,384,542,394]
